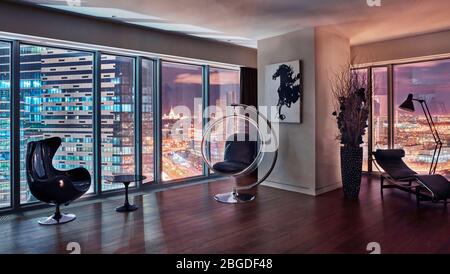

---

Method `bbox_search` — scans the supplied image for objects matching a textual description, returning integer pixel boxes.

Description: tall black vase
[340,146,363,199]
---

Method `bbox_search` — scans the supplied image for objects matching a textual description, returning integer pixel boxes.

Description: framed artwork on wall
[265,60,302,123]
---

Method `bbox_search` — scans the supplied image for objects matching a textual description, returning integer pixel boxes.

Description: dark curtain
[238,67,258,184]
[240,67,257,108]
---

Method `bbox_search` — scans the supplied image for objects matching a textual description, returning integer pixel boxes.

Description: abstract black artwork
[265,60,302,123]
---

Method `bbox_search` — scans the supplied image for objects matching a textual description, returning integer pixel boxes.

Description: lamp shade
[399,93,415,112]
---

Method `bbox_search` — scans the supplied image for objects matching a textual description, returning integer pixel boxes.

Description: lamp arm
[417,100,442,174]
[417,101,439,144]
[422,101,442,144]
[432,143,443,175]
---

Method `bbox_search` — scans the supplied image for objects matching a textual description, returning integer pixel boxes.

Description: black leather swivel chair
[26,137,91,225]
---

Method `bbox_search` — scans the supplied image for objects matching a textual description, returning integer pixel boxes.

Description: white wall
[314,27,350,194]
[258,27,349,195]
[258,28,317,194]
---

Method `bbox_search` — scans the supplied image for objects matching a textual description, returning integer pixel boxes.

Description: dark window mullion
[11,40,20,209]
[135,57,143,186]
[367,67,373,173]
[202,65,210,176]
[154,59,162,184]
[388,64,394,149]
[93,51,102,195]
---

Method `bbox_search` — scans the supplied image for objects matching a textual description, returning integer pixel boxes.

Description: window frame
[18,43,97,204]
[206,66,241,176]
[356,56,450,175]
[98,52,138,192]
[159,60,207,183]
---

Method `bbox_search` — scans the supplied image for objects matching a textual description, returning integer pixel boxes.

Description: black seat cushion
[374,149,417,180]
[212,133,257,175]
[68,168,92,192]
[375,149,406,159]
[416,175,450,200]
[213,161,249,174]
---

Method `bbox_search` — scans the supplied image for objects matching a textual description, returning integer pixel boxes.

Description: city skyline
[161,63,240,180]
[0,45,139,205]
[363,58,450,178]
[0,52,240,205]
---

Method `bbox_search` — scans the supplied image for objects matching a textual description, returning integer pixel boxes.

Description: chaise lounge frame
[372,149,450,207]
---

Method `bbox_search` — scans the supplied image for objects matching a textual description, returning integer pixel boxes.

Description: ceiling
[16,0,450,48]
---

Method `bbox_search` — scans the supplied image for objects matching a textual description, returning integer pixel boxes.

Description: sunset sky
[161,62,239,115]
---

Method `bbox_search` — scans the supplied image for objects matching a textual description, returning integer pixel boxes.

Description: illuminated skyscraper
[0,45,137,203]
[20,46,94,201]
[100,54,135,190]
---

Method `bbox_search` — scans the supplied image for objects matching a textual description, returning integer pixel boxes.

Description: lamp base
[214,192,255,204]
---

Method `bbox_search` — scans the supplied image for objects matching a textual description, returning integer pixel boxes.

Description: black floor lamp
[399,93,442,174]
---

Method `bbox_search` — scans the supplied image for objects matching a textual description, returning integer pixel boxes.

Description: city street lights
[399,93,442,174]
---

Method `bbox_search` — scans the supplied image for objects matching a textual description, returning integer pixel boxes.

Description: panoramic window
[208,67,240,169]
[0,36,241,212]
[142,58,154,182]
[100,54,136,190]
[394,59,450,177]
[161,62,203,181]
[19,45,94,204]
[0,42,10,208]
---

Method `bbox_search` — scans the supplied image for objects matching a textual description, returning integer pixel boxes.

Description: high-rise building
[100,54,135,190]
[19,45,44,202]
[20,46,94,201]
[0,45,137,203]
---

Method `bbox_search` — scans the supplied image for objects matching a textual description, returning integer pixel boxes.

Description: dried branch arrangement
[331,65,370,148]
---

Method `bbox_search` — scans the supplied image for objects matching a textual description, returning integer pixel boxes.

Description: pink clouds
[174,71,239,85]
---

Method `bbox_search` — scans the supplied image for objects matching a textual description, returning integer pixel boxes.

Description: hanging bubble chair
[201,104,278,204]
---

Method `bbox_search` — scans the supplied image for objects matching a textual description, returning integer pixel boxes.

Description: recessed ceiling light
[127,22,221,34]
[191,34,251,41]
[42,5,162,21]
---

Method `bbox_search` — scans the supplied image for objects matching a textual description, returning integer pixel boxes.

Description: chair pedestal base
[116,204,138,212]
[214,192,255,204]
[38,213,76,225]
[38,204,76,225]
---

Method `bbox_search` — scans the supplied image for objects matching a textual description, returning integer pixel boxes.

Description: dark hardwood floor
[2,175,450,254]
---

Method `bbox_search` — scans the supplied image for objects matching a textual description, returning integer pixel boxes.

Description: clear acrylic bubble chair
[201,104,278,204]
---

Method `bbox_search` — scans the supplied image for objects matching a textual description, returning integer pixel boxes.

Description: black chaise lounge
[373,149,450,206]
[26,137,91,225]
